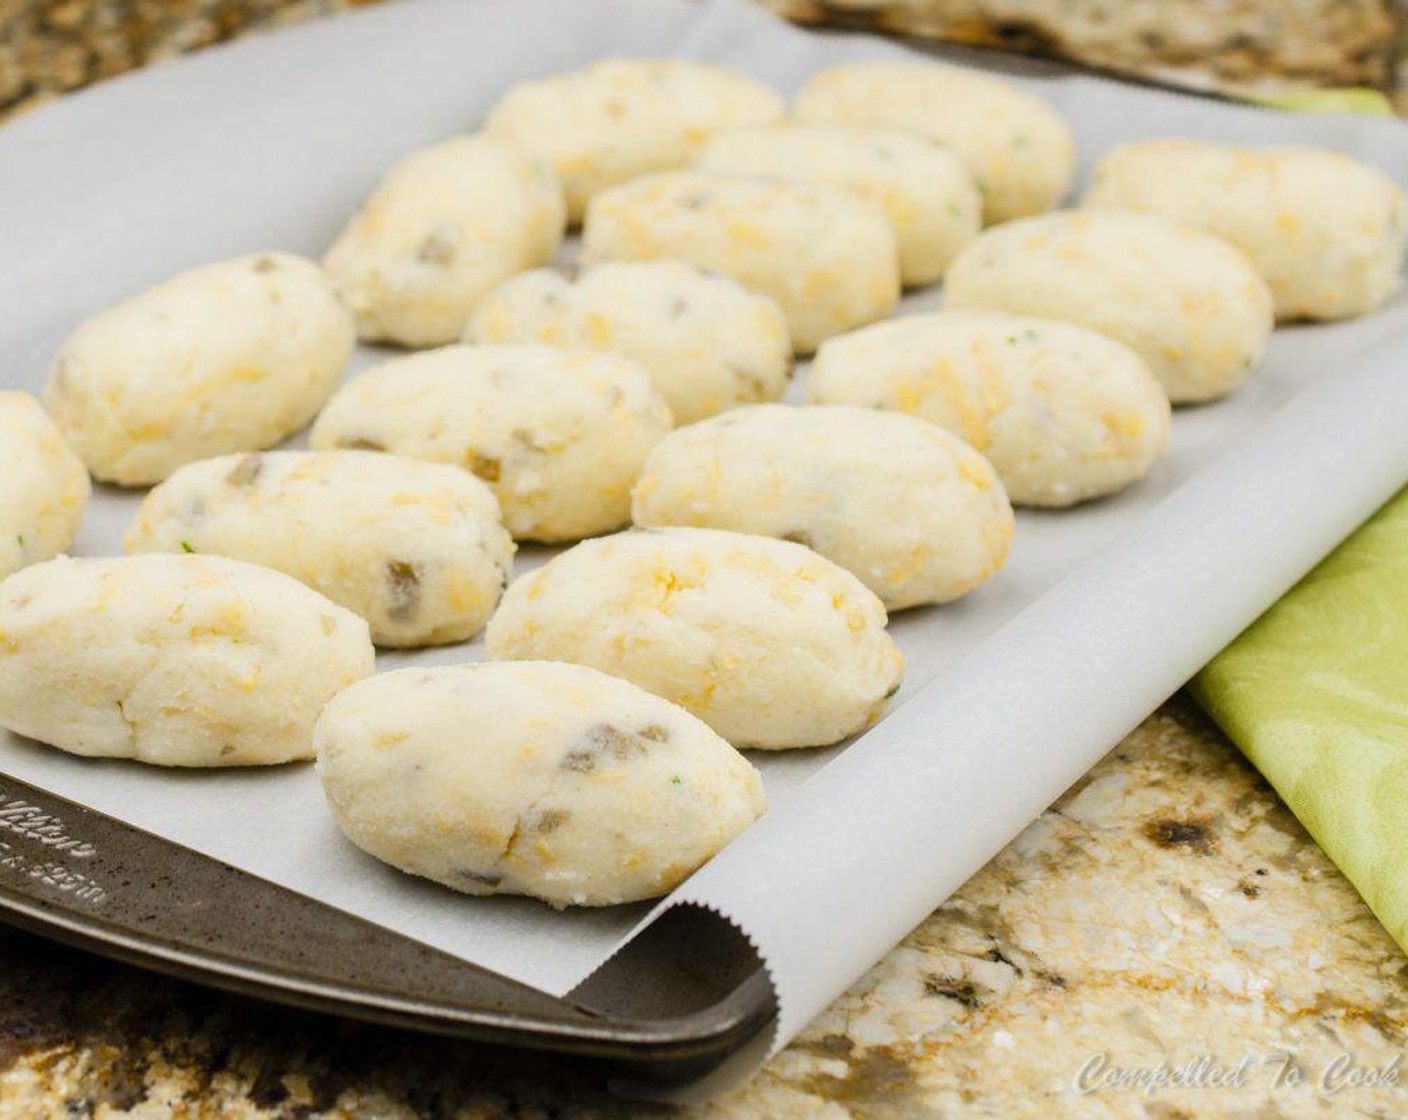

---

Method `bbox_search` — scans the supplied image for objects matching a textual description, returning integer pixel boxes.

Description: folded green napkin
[1192,484,1408,955]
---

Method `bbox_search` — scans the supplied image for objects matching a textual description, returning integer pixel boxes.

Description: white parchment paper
[4,0,1408,1094]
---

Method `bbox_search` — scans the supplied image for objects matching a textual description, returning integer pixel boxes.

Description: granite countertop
[4,699,1406,1117]
[4,0,1406,122]
[2,4,1407,1118]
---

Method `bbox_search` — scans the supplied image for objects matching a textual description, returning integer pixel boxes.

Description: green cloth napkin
[1192,484,1408,955]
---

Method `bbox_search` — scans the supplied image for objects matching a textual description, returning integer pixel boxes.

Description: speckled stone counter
[0,0,367,119]
[6,0,1407,122]
[3,4,1408,1118]
[3,699,1406,1117]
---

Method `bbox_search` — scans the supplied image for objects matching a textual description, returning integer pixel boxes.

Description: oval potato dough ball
[696,124,981,287]
[808,312,1170,507]
[125,450,514,648]
[583,172,900,353]
[43,253,355,486]
[0,554,374,767]
[316,661,766,908]
[811,315,1171,507]
[486,527,904,749]
[466,261,791,425]
[793,62,1075,225]
[310,345,671,543]
[0,393,90,579]
[632,405,1013,610]
[484,59,785,223]
[1084,139,1408,321]
[944,211,1274,404]
[323,135,566,347]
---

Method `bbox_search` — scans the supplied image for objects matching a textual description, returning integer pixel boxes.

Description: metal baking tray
[8,0,1408,1096]
[0,771,775,1089]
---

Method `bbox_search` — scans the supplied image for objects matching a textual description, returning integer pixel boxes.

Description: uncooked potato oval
[793,61,1075,224]
[807,311,1171,508]
[43,252,355,486]
[581,170,899,353]
[309,345,671,543]
[466,261,791,425]
[316,660,766,908]
[485,58,785,223]
[1084,139,1407,321]
[323,134,566,347]
[125,450,514,648]
[0,393,89,579]
[632,404,1013,608]
[0,553,374,767]
[696,124,981,286]
[943,211,1274,404]
[485,527,904,749]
